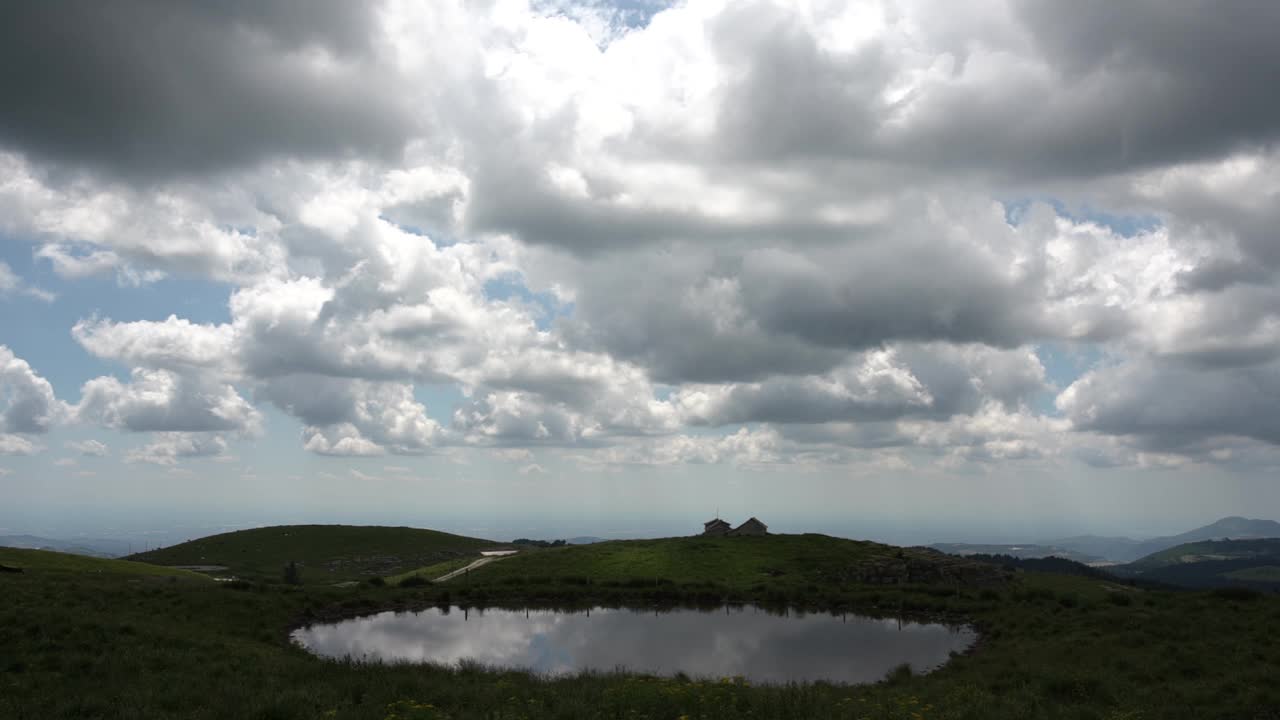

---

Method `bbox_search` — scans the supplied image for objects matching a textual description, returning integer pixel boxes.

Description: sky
[3,0,1280,546]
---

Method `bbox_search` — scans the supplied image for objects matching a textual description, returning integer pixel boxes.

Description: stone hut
[729,517,768,536]
[702,518,731,536]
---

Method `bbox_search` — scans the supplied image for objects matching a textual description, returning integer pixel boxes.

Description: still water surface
[293,606,975,684]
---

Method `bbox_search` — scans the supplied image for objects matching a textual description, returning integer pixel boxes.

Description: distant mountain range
[1109,538,1280,589]
[0,534,132,558]
[933,516,1280,565]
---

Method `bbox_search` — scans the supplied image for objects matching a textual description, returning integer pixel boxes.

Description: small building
[702,518,731,536]
[729,517,768,536]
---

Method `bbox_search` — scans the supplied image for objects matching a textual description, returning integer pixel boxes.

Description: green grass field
[1125,538,1280,569]
[128,525,498,584]
[0,546,212,581]
[460,534,1005,597]
[1224,565,1280,582]
[5,529,1280,719]
[385,557,480,585]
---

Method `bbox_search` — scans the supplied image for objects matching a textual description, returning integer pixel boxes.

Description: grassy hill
[0,546,211,581]
[1080,516,1280,562]
[128,524,498,584]
[1112,538,1280,589]
[463,533,1008,599]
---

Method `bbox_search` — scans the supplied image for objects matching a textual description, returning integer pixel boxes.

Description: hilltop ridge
[128,524,498,583]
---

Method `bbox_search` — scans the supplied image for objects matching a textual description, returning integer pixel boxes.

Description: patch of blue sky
[1002,197,1162,238]
[532,0,672,43]
[483,274,574,331]
[414,383,467,425]
[1031,341,1107,415]
[220,224,257,238]
[379,214,465,248]
[603,0,671,28]
[0,238,233,398]
[678,423,748,438]
[652,384,677,402]
[215,404,314,469]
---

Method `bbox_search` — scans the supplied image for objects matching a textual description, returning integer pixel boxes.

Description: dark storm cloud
[1059,357,1280,450]
[739,244,1043,351]
[680,344,1046,428]
[683,1,1280,181]
[706,0,888,163]
[0,1,412,180]
[912,0,1280,178]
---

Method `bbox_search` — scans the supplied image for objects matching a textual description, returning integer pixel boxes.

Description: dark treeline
[511,538,567,548]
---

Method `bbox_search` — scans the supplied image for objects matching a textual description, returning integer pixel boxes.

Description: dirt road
[433,555,510,582]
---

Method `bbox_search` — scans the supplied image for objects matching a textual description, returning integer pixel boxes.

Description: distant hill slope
[930,543,1103,564]
[0,534,130,558]
[128,524,498,584]
[1038,516,1280,563]
[466,533,1009,592]
[1110,538,1280,589]
[0,546,211,580]
[1035,535,1141,563]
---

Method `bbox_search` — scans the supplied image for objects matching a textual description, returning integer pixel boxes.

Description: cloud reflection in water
[293,606,975,684]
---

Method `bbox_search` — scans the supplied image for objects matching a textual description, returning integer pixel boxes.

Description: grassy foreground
[128,525,497,584]
[5,531,1280,719]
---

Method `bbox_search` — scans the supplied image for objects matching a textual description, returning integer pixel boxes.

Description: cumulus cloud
[0,344,63,455]
[2,0,1279,472]
[675,344,1047,427]
[1058,357,1280,451]
[126,433,231,465]
[76,369,261,435]
[0,1,414,180]
[66,439,109,457]
[572,427,786,468]
[1,345,66,439]
[74,316,236,371]
[0,435,38,456]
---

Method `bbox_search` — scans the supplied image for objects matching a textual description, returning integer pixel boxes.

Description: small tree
[283,560,302,585]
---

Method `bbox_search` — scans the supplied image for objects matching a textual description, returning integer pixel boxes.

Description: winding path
[433,555,511,583]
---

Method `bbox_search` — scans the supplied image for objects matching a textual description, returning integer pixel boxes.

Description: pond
[292,606,976,684]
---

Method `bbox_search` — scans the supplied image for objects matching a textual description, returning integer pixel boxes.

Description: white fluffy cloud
[73,316,235,371]
[0,346,66,453]
[126,433,231,465]
[66,439,109,457]
[76,369,261,435]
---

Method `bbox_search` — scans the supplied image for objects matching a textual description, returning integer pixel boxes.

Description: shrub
[398,576,429,588]
[884,663,913,685]
[1107,592,1133,606]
